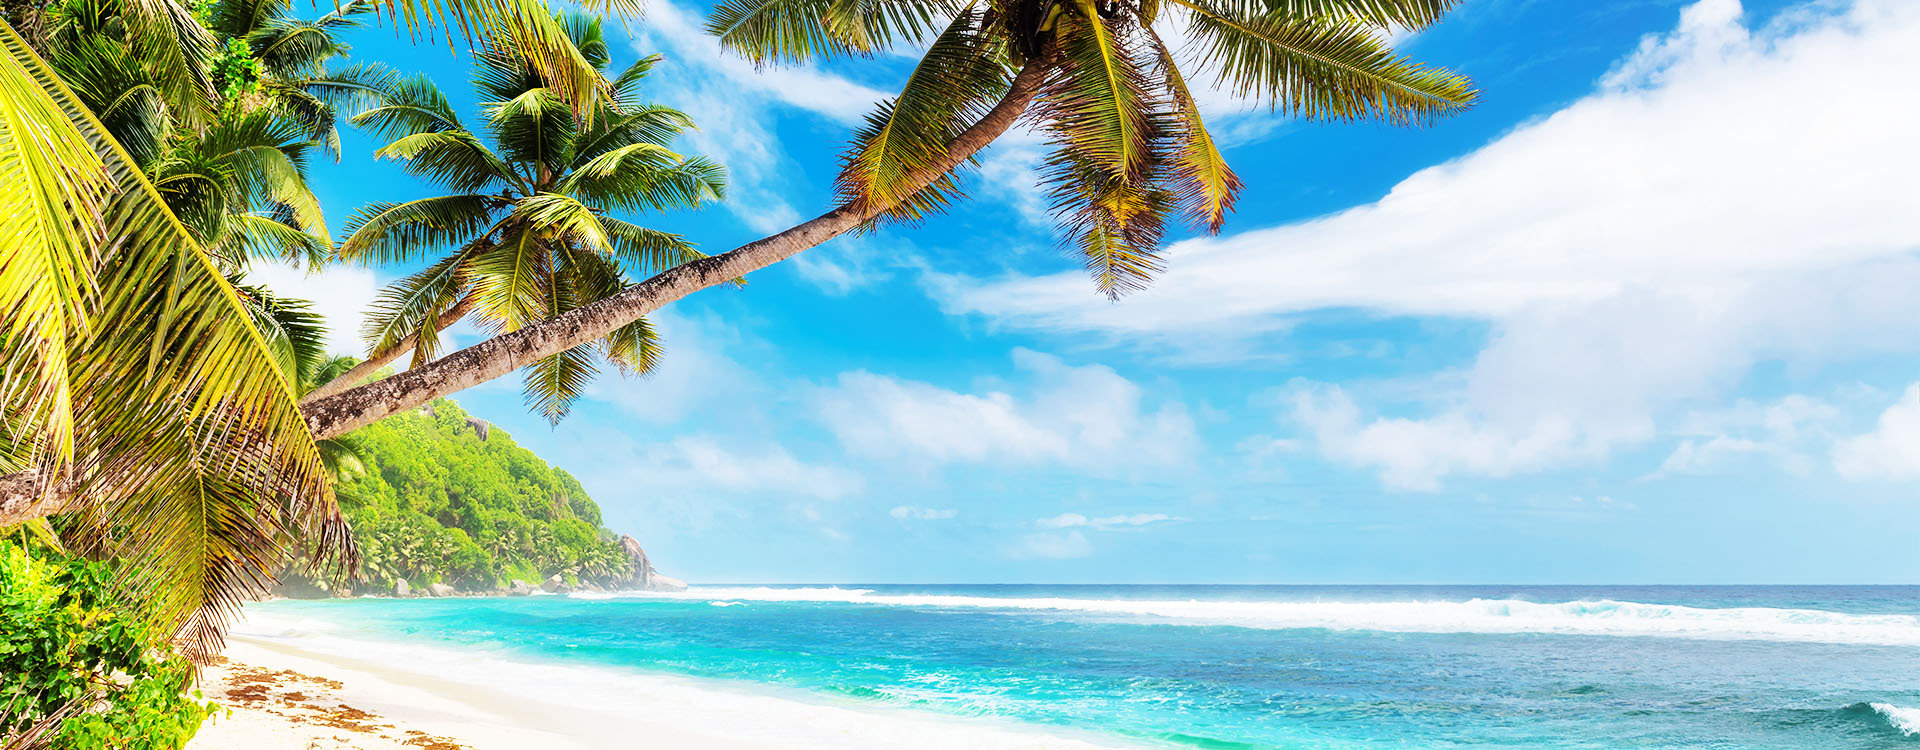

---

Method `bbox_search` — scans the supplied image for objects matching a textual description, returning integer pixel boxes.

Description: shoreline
[191,608,1135,750]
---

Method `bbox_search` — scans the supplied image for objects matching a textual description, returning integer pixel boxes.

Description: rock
[508,579,537,596]
[393,578,410,597]
[580,582,605,593]
[648,574,688,592]
[427,583,456,598]
[541,574,571,594]
[619,535,652,588]
[465,416,491,441]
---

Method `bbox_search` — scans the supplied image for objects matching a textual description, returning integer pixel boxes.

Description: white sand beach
[188,613,1130,750]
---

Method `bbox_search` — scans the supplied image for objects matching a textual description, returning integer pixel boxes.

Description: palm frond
[217,211,334,268]
[1175,0,1476,124]
[837,5,1007,222]
[706,0,954,66]
[337,194,499,265]
[516,192,613,254]
[573,104,696,164]
[47,34,170,167]
[360,246,481,366]
[373,129,520,192]
[1147,25,1239,232]
[233,279,329,381]
[350,72,465,139]
[598,216,702,276]
[1,20,340,655]
[468,224,550,330]
[560,145,726,213]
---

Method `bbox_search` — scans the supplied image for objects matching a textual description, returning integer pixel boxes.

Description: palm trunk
[0,56,1050,525]
[305,58,1049,441]
[303,296,477,403]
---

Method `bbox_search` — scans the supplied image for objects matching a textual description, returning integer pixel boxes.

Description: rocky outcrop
[508,579,537,596]
[393,578,410,597]
[617,534,686,591]
[426,583,456,598]
[541,574,571,594]
[465,417,490,441]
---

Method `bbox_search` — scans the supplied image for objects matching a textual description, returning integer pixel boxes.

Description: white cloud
[625,435,863,500]
[889,505,958,520]
[813,348,1197,470]
[243,262,381,356]
[944,0,1920,488]
[1833,384,1920,480]
[1003,530,1093,559]
[1034,512,1181,529]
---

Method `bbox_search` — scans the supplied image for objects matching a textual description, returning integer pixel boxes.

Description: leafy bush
[1,539,215,749]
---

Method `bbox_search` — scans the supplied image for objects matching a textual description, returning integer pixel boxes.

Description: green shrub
[1,539,215,749]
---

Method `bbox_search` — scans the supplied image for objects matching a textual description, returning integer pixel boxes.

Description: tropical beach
[5,0,1920,746]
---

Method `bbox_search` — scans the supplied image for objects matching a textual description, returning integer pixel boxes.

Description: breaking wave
[588,587,1920,645]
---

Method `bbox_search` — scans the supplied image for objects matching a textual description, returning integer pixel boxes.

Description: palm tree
[0,21,343,658]
[201,0,394,160]
[327,11,726,422]
[284,0,1478,442]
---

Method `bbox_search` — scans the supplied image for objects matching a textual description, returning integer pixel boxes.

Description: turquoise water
[247,586,1920,748]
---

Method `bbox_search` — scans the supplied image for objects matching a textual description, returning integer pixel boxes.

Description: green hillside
[325,400,636,594]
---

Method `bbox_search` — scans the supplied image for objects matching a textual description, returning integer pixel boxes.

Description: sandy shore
[188,638,761,749]
[189,625,1127,750]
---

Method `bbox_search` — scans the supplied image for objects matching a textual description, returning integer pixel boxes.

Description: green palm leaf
[338,194,500,265]
[1,20,343,655]
[837,5,1007,222]
[1175,0,1476,124]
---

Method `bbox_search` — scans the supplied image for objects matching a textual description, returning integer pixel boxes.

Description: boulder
[541,574,571,594]
[465,416,491,441]
[647,574,688,592]
[508,579,537,596]
[427,583,456,598]
[393,578,410,597]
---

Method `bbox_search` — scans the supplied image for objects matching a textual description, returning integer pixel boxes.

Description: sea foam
[1871,703,1920,736]
[582,587,1920,646]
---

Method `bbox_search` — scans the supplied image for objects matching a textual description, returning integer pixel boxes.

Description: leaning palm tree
[327,11,725,421]
[711,0,1476,296]
[0,21,346,658]
[281,0,1480,442]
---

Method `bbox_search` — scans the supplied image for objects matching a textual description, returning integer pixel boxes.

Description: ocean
[238,585,1920,748]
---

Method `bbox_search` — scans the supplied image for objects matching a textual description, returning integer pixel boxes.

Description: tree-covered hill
[322,400,640,594]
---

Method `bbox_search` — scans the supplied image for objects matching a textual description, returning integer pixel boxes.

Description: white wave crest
[1871,703,1920,736]
[600,588,1920,646]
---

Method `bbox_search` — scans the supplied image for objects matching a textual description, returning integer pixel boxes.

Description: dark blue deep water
[246,585,1920,748]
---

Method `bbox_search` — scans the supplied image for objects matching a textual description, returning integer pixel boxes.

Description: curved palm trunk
[303,58,1049,441]
[0,57,1050,525]
[303,296,478,403]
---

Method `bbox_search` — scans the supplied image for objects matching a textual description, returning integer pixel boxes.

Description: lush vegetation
[319,400,638,594]
[1,538,215,750]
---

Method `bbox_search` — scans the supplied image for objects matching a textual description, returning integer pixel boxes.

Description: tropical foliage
[318,399,640,593]
[708,0,1478,296]
[1,538,216,750]
[0,16,344,661]
[338,10,725,422]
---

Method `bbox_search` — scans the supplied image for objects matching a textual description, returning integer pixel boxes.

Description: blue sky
[267,0,1920,584]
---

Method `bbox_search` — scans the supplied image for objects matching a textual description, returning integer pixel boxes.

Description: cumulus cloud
[944,0,1920,488]
[1833,385,1920,480]
[621,435,863,500]
[889,505,958,520]
[813,348,1197,470]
